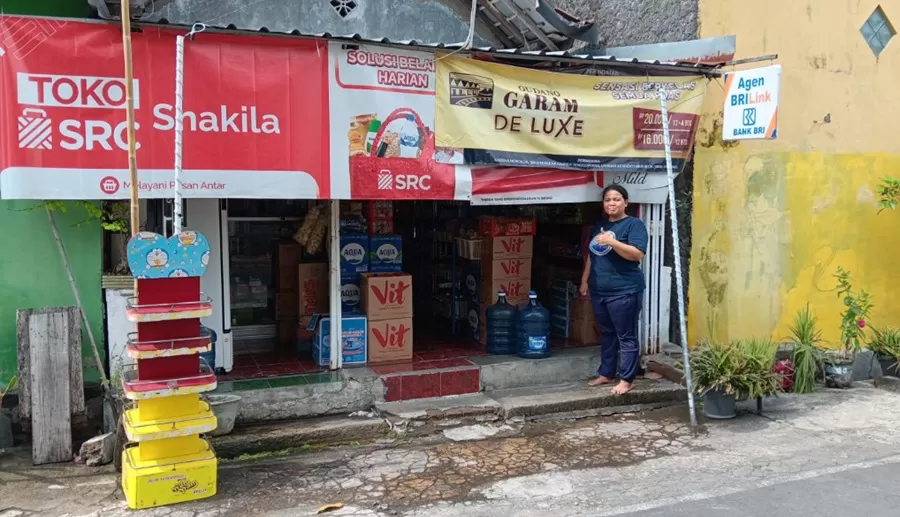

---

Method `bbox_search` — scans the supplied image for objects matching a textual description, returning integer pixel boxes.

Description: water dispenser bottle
[486,291,517,355]
[517,291,551,359]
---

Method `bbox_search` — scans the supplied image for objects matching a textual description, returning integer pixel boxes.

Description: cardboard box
[368,218,394,235]
[369,235,403,272]
[478,216,536,237]
[277,266,298,293]
[466,301,483,342]
[571,297,594,322]
[275,292,299,320]
[361,272,413,321]
[277,318,299,346]
[482,278,531,305]
[461,259,481,303]
[312,315,368,366]
[339,234,369,274]
[571,317,601,345]
[276,242,302,267]
[298,263,329,316]
[482,235,534,260]
[340,273,362,313]
[482,258,533,282]
[367,317,414,364]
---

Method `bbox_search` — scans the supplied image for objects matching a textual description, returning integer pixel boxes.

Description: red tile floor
[220,334,596,402]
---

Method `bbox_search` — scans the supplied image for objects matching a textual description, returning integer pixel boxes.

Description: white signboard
[722,65,781,140]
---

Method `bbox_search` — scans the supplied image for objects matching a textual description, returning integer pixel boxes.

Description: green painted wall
[0,202,104,388]
[1,0,91,17]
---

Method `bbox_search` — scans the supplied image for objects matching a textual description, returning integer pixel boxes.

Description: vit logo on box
[371,321,412,348]
[502,237,525,254]
[500,259,525,276]
[371,279,410,306]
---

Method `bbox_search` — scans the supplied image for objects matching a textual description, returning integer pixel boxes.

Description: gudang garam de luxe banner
[434,55,708,172]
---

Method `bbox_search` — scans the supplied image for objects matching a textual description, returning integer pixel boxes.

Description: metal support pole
[659,86,698,427]
[328,200,343,371]
[173,34,185,234]
[172,24,205,234]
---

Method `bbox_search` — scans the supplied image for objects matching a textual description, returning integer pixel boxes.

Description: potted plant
[787,305,824,394]
[825,267,873,388]
[691,338,781,419]
[868,326,900,378]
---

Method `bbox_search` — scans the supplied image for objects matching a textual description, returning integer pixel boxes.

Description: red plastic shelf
[121,361,217,400]
[126,330,211,359]
[125,295,213,323]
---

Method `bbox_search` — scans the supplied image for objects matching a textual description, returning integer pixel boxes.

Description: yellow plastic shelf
[124,401,216,442]
[130,436,211,462]
[122,442,217,510]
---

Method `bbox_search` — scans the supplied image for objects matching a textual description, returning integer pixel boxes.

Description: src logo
[377,169,432,191]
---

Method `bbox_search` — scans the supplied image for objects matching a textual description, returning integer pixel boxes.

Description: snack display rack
[121,231,218,509]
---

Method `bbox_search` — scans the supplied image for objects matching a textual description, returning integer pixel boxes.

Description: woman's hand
[579,280,589,297]
[596,231,617,247]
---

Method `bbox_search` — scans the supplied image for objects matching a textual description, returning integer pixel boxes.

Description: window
[861,6,895,56]
[330,0,358,18]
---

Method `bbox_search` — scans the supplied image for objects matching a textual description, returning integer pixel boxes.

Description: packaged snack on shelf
[478,216,537,237]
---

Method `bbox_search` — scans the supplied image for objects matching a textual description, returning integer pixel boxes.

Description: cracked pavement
[3,385,900,516]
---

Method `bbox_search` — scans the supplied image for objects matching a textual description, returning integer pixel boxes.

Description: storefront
[0,16,711,394]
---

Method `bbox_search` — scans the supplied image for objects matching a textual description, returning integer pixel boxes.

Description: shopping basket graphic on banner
[17,108,52,150]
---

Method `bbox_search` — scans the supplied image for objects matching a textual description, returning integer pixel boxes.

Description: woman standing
[579,185,648,395]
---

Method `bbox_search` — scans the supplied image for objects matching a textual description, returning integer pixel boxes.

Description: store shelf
[121,362,217,400]
[123,401,216,441]
[125,295,213,322]
[126,329,212,359]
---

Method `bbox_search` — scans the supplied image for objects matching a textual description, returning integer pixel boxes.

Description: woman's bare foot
[611,380,633,395]
[588,376,615,387]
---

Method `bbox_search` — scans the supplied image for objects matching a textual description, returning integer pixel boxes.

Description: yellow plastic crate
[124,400,216,443]
[130,435,210,462]
[122,442,217,510]
[134,394,204,420]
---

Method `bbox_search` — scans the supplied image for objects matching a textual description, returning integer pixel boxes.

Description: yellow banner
[435,55,708,172]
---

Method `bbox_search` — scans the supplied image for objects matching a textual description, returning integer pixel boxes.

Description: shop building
[0,11,717,413]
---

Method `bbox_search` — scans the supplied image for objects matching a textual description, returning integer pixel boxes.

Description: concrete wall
[555,0,698,47]
[0,202,104,388]
[689,0,900,345]
[148,0,498,47]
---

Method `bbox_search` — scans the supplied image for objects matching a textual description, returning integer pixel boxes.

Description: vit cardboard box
[482,257,533,282]
[361,272,413,321]
[482,235,534,260]
[298,263,329,316]
[311,315,368,366]
[339,234,369,274]
[481,278,531,305]
[367,317,414,364]
[369,235,403,273]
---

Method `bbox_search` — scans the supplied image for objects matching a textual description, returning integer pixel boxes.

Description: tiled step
[381,365,480,402]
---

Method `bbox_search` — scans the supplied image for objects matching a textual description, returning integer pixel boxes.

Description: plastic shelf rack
[121,231,218,509]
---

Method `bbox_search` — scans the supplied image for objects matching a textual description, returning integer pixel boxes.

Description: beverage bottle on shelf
[517,291,551,359]
[365,119,382,154]
[398,114,420,159]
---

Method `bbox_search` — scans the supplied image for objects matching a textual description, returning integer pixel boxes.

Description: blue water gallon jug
[486,291,517,355]
[517,291,551,359]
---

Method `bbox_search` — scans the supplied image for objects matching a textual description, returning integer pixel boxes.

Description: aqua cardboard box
[311,315,367,367]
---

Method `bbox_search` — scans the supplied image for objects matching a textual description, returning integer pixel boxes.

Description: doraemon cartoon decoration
[127,231,211,279]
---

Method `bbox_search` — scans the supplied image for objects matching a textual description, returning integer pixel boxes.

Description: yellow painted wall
[691,0,900,345]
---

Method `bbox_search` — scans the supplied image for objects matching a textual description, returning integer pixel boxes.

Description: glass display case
[228,218,300,346]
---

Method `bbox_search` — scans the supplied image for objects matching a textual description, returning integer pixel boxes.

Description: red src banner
[0,16,330,199]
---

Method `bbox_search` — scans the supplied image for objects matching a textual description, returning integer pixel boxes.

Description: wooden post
[120,0,140,296]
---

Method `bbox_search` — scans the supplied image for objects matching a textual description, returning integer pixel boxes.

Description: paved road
[3,386,900,516]
[619,462,900,517]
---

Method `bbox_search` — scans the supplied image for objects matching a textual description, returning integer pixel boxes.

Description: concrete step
[210,414,389,459]
[376,378,686,426]
[472,346,603,391]
[490,379,687,420]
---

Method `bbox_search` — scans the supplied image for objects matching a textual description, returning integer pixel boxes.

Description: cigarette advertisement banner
[469,168,673,205]
[434,55,708,172]
[0,16,330,200]
[327,43,470,200]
